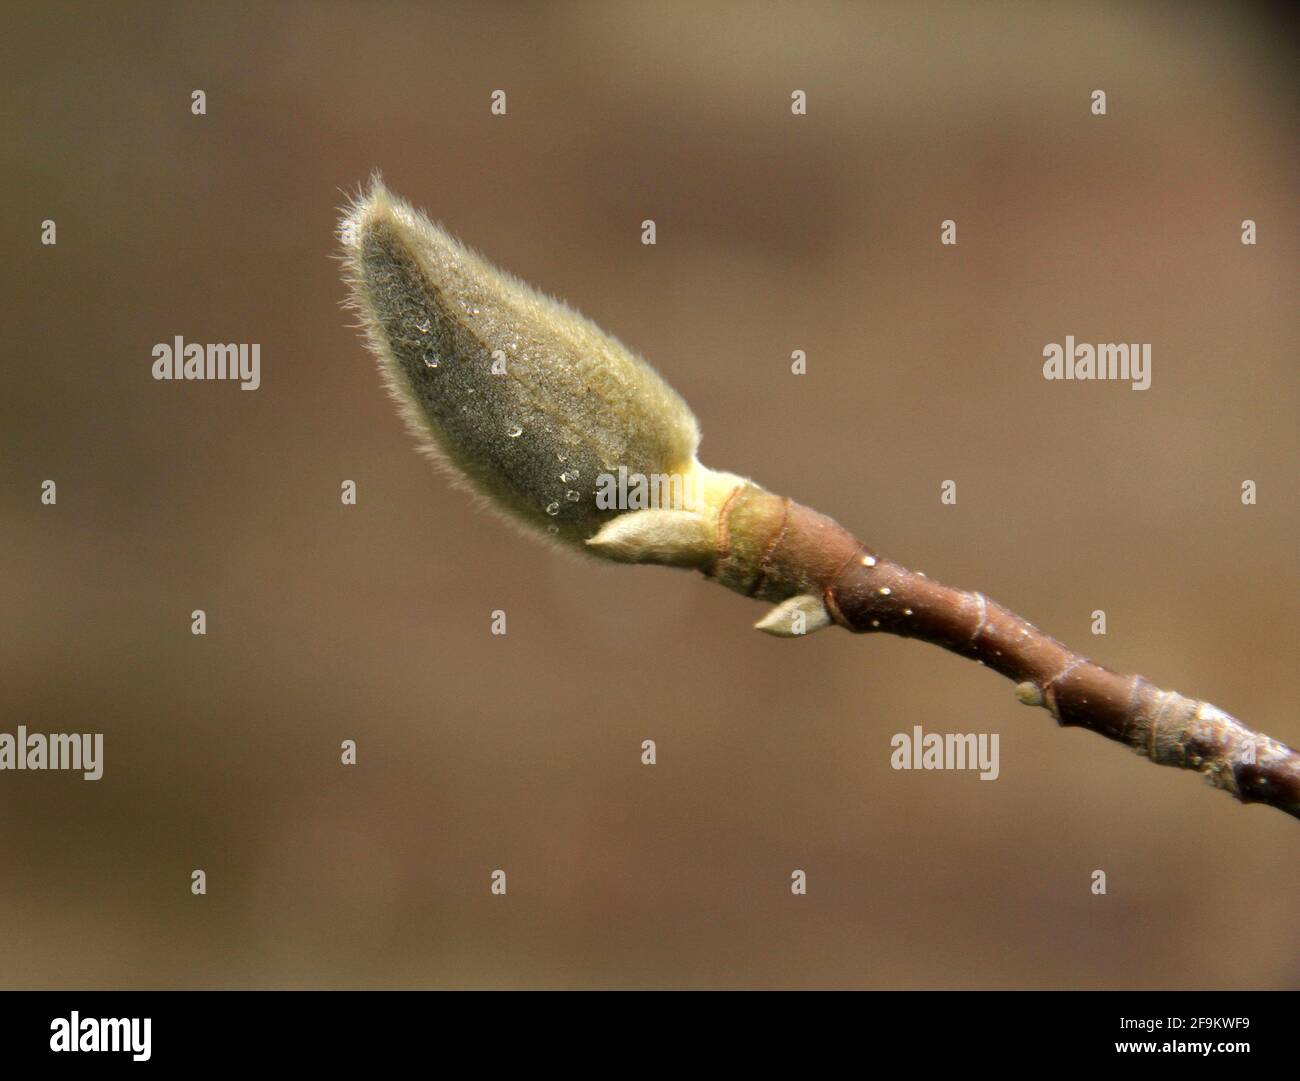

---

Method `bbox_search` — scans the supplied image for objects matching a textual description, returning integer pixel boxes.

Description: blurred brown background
[1,1,1296,988]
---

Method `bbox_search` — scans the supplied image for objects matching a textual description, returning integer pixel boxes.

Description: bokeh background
[2,1,1296,989]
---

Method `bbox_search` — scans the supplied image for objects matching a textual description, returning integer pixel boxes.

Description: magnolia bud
[341,179,730,555]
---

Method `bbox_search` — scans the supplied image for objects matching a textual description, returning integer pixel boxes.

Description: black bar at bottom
[0,989,1289,1069]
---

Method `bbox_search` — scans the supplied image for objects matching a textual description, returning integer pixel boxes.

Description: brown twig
[701,483,1300,819]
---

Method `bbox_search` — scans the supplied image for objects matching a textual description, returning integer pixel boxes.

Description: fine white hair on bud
[340,177,720,554]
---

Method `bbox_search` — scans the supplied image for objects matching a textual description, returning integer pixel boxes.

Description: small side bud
[754,594,832,637]
[586,509,712,567]
[1015,681,1044,706]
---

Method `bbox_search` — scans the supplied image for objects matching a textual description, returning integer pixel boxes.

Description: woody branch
[672,483,1300,820]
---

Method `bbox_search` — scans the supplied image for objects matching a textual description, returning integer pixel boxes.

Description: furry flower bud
[340,179,722,552]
